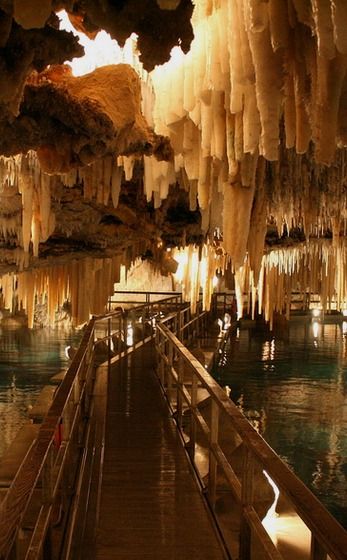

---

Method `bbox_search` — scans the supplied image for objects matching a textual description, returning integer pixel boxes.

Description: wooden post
[239,448,255,560]
[42,447,54,559]
[157,333,164,387]
[107,317,111,367]
[178,311,183,341]
[176,355,183,429]
[310,535,327,560]
[187,374,197,462]
[123,314,128,355]
[208,399,219,509]
[167,343,173,407]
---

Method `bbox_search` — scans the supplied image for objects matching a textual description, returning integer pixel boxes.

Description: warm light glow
[172,244,226,313]
[312,308,321,318]
[126,325,134,346]
[173,249,189,283]
[262,339,275,362]
[342,309,347,317]
[312,320,320,339]
[262,470,280,532]
[58,11,140,77]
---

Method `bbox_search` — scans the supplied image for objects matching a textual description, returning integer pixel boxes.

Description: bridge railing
[0,293,191,560]
[155,322,347,560]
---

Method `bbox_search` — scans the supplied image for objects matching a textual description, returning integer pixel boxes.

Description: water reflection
[213,321,347,528]
[0,326,81,458]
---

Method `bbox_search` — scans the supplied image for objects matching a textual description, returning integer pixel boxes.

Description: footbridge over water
[0,293,346,560]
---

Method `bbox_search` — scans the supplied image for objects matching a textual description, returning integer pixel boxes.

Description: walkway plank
[96,342,227,560]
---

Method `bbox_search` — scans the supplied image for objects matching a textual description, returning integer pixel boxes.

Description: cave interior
[0,0,347,326]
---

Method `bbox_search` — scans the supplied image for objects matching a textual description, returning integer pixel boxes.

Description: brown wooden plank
[95,343,227,560]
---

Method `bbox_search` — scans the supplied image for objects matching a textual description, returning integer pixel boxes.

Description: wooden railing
[0,294,187,560]
[3,289,344,560]
[155,322,347,560]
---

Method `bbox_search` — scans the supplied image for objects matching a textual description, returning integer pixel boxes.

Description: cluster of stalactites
[153,0,347,164]
[0,151,141,255]
[0,152,55,256]
[62,154,137,208]
[167,240,347,330]
[233,240,347,329]
[172,243,227,313]
[148,0,347,277]
[0,254,126,328]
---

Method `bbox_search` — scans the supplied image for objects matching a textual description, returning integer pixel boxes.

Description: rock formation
[0,1,346,324]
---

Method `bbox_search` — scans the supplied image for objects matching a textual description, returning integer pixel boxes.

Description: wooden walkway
[94,342,227,560]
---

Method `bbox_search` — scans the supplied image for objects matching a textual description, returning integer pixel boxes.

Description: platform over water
[95,342,226,560]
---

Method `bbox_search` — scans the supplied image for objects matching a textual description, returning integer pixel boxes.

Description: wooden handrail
[156,322,347,560]
[0,294,188,560]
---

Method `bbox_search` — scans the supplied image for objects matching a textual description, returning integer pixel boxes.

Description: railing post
[107,317,111,367]
[167,343,173,407]
[178,310,183,341]
[9,529,24,560]
[208,399,219,509]
[310,535,327,560]
[187,374,197,462]
[176,355,184,429]
[156,331,164,387]
[239,448,255,560]
[41,446,55,559]
[123,313,128,354]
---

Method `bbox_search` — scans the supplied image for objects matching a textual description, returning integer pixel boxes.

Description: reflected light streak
[262,470,280,530]
[262,339,275,361]
[126,325,134,346]
[262,471,312,558]
[312,320,320,339]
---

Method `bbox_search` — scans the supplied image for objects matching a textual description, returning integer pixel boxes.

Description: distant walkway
[95,342,226,560]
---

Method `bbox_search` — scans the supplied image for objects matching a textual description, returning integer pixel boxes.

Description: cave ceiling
[0,0,196,274]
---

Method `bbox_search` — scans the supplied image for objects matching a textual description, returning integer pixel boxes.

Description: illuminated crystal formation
[172,243,226,313]
[0,254,125,328]
[149,0,347,280]
[1,2,347,328]
[0,152,55,256]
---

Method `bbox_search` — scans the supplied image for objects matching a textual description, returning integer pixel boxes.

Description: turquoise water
[0,326,81,458]
[212,320,347,529]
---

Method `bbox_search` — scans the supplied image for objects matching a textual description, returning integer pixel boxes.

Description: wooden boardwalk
[95,342,227,560]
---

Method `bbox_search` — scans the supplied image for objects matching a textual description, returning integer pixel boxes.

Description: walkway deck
[95,342,227,560]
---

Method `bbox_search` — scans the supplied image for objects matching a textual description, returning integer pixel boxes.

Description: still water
[0,326,81,458]
[212,319,347,529]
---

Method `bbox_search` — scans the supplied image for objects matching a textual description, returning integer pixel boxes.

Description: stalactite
[0,251,140,328]
[223,181,256,269]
